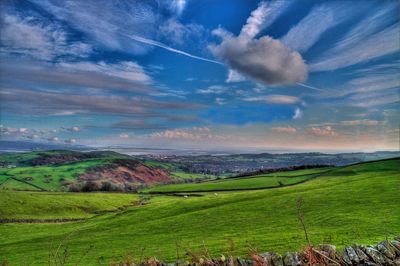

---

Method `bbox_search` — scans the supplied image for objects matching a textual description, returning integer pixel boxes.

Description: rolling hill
[0,150,175,192]
[0,157,399,265]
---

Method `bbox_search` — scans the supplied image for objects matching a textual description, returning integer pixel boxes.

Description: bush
[81,181,100,192]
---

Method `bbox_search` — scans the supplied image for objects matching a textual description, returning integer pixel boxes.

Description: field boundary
[145,172,327,194]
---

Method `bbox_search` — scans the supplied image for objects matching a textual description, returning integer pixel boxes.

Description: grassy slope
[0,191,138,220]
[144,167,331,193]
[0,159,107,191]
[0,152,213,192]
[0,159,399,265]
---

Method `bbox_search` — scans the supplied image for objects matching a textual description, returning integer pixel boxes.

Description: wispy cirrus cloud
[0,88,200,117]
[0,14,92,60]
[129,34,222,65]
[309,3,399,71]
[30,0,160,55]
[244,95,300,105]
[111,120,166,130]
[196,85,227,94]
[0,60,152,93]
[281,1,357,53]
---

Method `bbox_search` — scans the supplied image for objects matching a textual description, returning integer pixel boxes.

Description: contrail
[296,82,326,91]
[128,34,224,65]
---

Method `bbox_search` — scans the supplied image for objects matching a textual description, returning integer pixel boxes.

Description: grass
[0,191,138,220]
[144,167,331,193]
[0,159,107,191]
[0,158,399,265]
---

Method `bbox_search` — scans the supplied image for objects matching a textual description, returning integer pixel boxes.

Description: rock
[283,252,302,266]
[361,246,386,265]
[391,240,400,253]
[236,258,252,266]
[353,246,369,263]
[271,253,283,266]
[260,252,273,265]
[377,242,396,260]
[260,252,283,266]
[344,246,360,264]
[319,244,336,258]
[341,249,352,265]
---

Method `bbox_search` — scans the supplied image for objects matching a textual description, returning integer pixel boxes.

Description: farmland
[0,157,399,265]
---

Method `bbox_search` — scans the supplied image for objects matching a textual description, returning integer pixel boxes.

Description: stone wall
[115,237,400,266]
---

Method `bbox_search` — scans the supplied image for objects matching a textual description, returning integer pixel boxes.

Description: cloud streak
[0,88,199,117]
[310,3,399,71]
[128,34,223,65]
[244,95,300,105]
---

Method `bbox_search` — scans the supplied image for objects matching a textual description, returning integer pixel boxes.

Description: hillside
[0,158,399,265]
[0,151,173,192]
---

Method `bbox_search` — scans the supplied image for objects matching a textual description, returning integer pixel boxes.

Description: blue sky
[0,0,399,152]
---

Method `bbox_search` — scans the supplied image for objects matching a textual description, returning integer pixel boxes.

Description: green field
[0,191,138,220]
[0,158,399,265]
[144,167,331,193]
[0,159,107,191]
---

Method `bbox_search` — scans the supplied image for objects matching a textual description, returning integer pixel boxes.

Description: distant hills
[0,140,89,152]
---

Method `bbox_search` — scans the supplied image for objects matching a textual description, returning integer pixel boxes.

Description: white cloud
[293,108,303,119]
[349,90,400,108]
[281,2,351,52]
[119,133,129,139]
[226,69,246,83]
[31,0,158,55]
[215,98,226,105]
[149,127,231,142]
[0,14,92,60]
[308,126,337,137]
[210,34,308,85]
[64,138,77,144]
[159,18,205,46]
[209,1,306,86]
[244,95,300,105]
[59,61,152,85]
[340,120,380,126]
[310,3,399,71]
[48,136,59,142]
[240,1,292,40]
[129,34,222,65]
[272,126,297,133]
[197,85,227,94]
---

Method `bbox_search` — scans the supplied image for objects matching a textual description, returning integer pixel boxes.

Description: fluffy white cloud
[293,108,303,119]
[308,126,337,137]
[209,1,307,86]
[210,33,307,86]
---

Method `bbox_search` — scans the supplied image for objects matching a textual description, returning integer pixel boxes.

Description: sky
[0,0,399,153]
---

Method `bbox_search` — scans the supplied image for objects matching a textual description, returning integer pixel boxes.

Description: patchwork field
[0,158,399,265]
[144,167,332,193]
